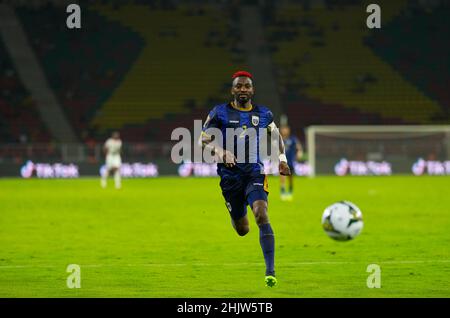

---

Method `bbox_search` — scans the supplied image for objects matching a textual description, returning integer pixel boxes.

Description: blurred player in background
[201,71,291,287]
[101,131,122,189]
[280,125,303,201]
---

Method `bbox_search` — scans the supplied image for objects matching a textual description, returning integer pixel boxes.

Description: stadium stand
[3,0,448,146]
[16,3,145,141]
[0,39,51,143]
[265,0,445,134]
[15,2,242,142]
[366,2,450,122]
[88,3,241,138]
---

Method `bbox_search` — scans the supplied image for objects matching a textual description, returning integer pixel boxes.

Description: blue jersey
[202,103,274,178]
[284,135,299,167]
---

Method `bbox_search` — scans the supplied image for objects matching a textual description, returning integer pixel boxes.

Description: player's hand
[279,161,291,176]
[222,150,237,168]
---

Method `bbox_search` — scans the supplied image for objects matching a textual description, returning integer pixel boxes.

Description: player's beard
[235,93,252,106]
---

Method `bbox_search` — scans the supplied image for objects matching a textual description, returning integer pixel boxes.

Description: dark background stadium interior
[0,0,449,174]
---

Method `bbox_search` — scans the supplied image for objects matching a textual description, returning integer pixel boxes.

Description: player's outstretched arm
[268,122,291,176]
[199,132,236,167]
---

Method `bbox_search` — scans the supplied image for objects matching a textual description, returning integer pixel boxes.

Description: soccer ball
[321,201,363,241]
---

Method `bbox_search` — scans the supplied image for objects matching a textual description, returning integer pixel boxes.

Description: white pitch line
[0,259,449,269]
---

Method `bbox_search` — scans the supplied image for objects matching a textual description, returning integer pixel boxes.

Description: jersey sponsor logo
[229,120,239,124]
[253,183,263,186]
[251,115,259,126]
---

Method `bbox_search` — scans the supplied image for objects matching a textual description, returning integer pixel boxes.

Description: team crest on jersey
[251,115,259,126]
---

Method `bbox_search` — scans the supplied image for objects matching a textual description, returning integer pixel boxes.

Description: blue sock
[259,223,275,276]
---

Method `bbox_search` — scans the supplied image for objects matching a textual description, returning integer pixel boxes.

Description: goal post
[306,125,450,177]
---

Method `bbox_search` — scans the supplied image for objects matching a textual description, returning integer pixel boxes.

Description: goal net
[306,125,450,177]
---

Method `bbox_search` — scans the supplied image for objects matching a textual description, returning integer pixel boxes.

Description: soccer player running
[200,71,290,287]
[279,125,303,201]
[101,131,122,189]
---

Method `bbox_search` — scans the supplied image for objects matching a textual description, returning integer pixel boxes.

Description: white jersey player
[101,131,122,189]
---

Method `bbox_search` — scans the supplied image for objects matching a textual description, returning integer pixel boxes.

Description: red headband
[232,71,253,79]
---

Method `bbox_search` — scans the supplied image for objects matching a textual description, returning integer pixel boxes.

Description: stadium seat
[265,1,445,131]
[0,39,51,143]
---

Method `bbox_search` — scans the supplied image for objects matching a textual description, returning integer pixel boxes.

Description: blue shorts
[220,174,269,220]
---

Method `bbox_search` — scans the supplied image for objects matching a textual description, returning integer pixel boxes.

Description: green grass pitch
[0,176,449,297]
